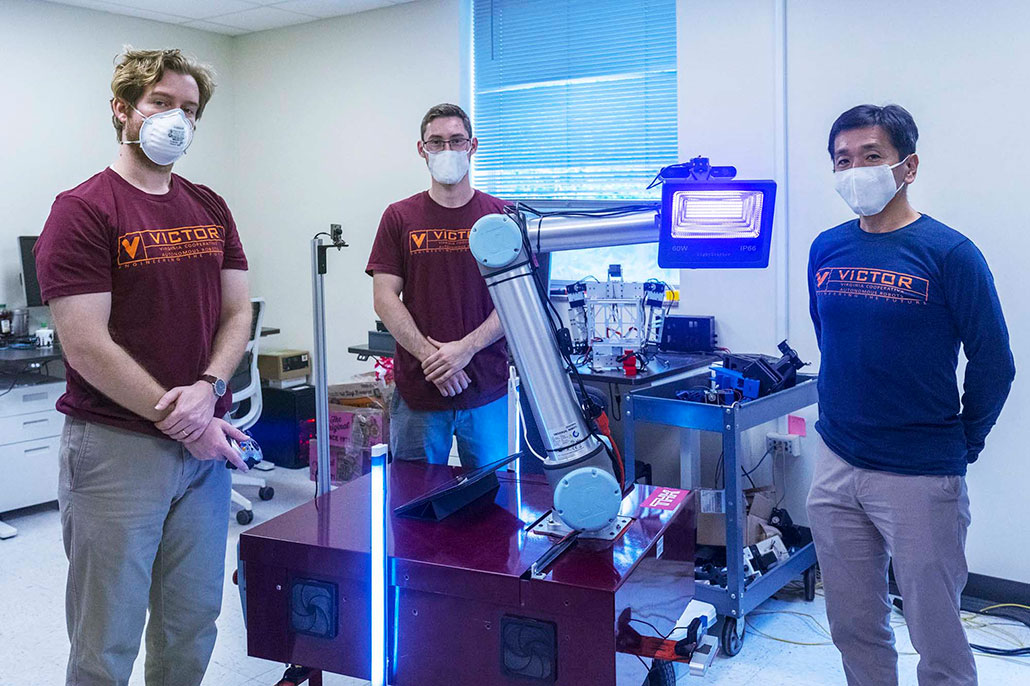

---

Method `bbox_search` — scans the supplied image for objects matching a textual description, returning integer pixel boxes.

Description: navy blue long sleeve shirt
[808,214,1015,476]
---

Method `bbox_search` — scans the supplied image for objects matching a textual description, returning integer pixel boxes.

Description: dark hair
[420,103,472,140]
[828,104,918,160]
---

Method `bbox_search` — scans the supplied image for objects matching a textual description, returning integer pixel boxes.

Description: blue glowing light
[658,180,776,269]
[370,443,388,686]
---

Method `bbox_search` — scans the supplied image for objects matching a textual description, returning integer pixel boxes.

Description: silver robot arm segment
[468,209,659,533]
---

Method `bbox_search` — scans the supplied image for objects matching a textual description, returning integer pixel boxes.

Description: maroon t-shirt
[366,190,509,411]
[34,167,248,438]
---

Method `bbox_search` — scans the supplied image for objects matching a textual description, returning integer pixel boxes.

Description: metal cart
[623,373,819,657]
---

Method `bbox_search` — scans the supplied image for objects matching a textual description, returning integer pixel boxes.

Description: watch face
[214,378,227,397]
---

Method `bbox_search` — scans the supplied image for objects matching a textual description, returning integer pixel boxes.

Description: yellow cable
[981,603,1030,614]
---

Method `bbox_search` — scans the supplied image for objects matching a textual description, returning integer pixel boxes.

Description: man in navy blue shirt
[807,104,1015,686]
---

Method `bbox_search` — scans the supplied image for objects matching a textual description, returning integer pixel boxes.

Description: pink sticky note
[788,414,807,437]
[642,487,688,511]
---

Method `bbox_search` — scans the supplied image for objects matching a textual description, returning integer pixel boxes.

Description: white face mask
[426,149,470,186]
[124,106,194,166]
[834,154,911,217]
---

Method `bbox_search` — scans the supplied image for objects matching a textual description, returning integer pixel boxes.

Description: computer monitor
[18,236,43,307]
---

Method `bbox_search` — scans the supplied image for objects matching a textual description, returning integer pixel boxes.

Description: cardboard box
[309,405,388,485]
[748,491,775,523]
[308,438,369,485]
[695,488,778,547]
[327,403,388,448]
[327,375,393,410]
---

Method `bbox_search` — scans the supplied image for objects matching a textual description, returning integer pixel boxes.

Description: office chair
[228,297,273,525]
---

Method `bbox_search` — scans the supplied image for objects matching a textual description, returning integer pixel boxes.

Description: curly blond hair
[110,47,216,141]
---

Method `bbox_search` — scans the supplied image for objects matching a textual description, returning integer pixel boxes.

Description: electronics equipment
[718,340,807,398]
[742,535,789,579]
[247,385,315,468]
[660,315,716,353]
[18,236,43,307]
[675,387,737,405]
[225,436,263,470]
[656,157,776,269]
[258,349,311,381]
[564,267,667,371]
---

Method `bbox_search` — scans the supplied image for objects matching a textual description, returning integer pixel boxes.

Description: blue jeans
[389,392,508,468]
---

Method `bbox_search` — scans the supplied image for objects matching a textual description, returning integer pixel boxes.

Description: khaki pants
[807,434,975,686]
[59,417,231,686]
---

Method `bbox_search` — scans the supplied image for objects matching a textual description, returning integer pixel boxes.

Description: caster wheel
[236,509,254,525]
[720,616,745,657]
[259,486,275,501]
[804,565,817,602]
[646,659,676,686]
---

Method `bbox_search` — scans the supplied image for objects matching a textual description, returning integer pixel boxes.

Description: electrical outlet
[766,432,801,458]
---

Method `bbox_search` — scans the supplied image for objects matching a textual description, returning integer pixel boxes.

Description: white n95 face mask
[125,107,194,166]
[426,150,470,186]
[834,154,911,217]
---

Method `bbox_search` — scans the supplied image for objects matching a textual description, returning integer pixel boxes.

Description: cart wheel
[720,616,745,657]
[236,509,254,525]
[259,486,275,501]
[804,565,817,602]
[646,659,676,686]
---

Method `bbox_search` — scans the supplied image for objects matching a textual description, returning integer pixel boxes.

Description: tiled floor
[1,466,1027,685]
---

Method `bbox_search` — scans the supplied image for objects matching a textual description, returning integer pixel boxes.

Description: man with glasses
[366,103,509,467]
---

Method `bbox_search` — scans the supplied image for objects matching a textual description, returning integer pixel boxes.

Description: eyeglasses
[422,137,472,153]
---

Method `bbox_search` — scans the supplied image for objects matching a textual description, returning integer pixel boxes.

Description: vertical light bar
[370,443,388,686]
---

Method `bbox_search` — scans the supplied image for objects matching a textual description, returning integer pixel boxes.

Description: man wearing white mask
[367,103,508,467]
[807,104,1015,686]
[34,48,252,685]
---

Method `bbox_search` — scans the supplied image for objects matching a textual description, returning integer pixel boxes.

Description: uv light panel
[658,181,776,269]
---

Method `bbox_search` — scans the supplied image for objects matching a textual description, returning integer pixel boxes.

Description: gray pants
[59,417,231,686]
[807,434,975,686]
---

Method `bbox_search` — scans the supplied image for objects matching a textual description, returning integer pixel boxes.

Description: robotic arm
[469,208,659,534]
[468,160,776,535]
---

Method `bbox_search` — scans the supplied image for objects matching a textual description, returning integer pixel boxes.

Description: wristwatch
[200,374,227,398]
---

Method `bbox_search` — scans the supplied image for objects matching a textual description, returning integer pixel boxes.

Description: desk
[0,344,63,369]
[573,351,719,386]
[347,343,395,360]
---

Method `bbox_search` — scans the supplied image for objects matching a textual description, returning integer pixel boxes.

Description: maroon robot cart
[240,461,696,685]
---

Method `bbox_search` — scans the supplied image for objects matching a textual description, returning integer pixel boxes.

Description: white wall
[230,0,462,384]
[0,0,237,316]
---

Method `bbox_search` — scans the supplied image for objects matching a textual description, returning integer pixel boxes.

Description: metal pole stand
[310,224,348,498]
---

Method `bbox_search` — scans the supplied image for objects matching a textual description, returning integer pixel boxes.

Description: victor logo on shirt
[117,225,225,268]
[815,266,929,304]
[409,228,471,254]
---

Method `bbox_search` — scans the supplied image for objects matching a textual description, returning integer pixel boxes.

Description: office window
[472,0,678,284]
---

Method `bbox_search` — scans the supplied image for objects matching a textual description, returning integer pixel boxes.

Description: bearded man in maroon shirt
[34,48,252,686]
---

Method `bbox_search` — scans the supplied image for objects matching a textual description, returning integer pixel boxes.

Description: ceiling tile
[102,0,258,21]
[205,6,319,32]
[273,0,395,19]
[45,0,190,23]
[180,20,250,36]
